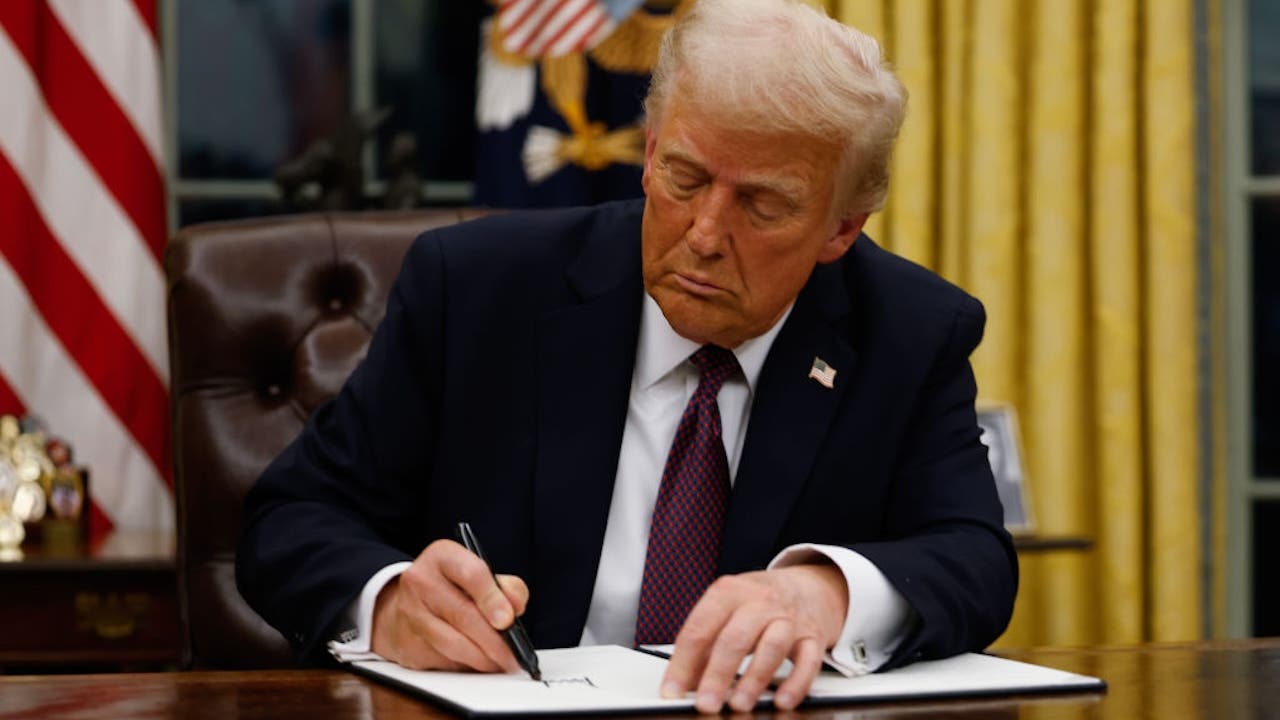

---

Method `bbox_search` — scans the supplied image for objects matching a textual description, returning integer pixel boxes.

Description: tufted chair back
[166,208,495,669]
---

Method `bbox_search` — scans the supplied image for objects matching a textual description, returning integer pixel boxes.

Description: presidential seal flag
[0,0,171,534]
[476,1,691,207]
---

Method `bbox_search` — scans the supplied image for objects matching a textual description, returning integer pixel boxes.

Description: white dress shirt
[331,293,912,674]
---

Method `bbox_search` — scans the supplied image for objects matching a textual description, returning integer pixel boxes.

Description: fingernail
[660,681,684,699]
[696,692,721,713]
[775,690,797,709]
[490,607,511,627]
[729,691,752,711]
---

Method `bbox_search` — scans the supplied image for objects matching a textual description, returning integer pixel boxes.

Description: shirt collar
[635,291,793,393]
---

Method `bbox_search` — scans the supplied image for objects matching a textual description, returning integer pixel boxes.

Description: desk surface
[1,529,174,571]
[1,639,1276,719]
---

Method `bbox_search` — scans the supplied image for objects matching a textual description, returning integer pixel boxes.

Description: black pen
[456,522,542,681]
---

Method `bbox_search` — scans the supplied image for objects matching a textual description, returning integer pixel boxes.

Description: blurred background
[0,0,1274,660]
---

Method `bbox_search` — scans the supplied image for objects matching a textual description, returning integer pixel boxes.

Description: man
[237,0,1017,713]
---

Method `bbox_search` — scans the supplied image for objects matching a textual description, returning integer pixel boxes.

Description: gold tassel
[540,54,590,133]
[558,124,646,171]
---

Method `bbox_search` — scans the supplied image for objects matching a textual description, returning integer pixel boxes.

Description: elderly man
[237,0,1017,713]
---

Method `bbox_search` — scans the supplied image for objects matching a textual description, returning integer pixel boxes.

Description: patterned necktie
[634,344,740,645]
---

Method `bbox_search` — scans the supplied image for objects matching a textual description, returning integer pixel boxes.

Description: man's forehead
[657,137,814,199]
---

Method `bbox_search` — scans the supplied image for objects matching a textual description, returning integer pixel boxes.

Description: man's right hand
[370,539,529,672]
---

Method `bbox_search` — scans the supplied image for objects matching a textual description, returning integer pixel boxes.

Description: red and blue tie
[634,344,740,645]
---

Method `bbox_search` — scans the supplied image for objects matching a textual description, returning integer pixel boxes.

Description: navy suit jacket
[237,198,1018,667]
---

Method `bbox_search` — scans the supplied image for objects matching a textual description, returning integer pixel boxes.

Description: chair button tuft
[313,262,361,316]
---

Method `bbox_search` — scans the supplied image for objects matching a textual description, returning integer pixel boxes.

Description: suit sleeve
[849,295,1019,669]
[235,232,448,663]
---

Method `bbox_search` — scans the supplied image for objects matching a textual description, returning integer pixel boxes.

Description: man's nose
[686,186,732,257]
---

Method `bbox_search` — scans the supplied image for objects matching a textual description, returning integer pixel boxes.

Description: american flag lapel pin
[808,357,836,388]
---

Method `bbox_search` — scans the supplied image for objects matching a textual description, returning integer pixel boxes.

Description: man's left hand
[660,563,847,713]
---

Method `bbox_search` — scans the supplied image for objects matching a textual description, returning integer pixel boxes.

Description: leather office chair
[166,208,494,668]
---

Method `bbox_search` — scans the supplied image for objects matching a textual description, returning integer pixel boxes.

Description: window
[164,0,482,230]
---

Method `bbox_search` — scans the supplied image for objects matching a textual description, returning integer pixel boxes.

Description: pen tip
[531,670,542,681]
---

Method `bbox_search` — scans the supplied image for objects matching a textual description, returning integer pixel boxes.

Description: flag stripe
[127,0,157,38]
[0,28,169,382]
[0,2,166,263]
[503,0,562,50]
[584,14,617,48]
[88,501,117,540]
[46,0,165,169]
[549,9,612,56]
[0,255,172,530]
[0,371,24,415]
[519,0,590,55]
[499,0,539,34]
[0,152,170,486]
[522,0,596,56]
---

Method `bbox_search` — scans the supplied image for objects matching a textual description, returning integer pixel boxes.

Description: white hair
[645,0,907,216]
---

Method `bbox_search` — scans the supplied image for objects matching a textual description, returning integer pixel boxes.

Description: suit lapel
[530,205,644,648]
[719,259,859,574]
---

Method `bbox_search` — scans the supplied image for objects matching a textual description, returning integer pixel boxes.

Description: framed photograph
[975,403,1034,534]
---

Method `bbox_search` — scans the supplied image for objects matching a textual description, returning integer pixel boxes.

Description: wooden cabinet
[0,530,179,670]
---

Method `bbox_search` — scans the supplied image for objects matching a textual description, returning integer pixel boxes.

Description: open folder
[347,644,1105,717]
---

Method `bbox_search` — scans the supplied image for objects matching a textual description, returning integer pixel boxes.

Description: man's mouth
[674,273,722,296]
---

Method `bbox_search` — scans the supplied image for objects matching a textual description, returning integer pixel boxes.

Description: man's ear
[816,213,869,264]
[641,127,658,192]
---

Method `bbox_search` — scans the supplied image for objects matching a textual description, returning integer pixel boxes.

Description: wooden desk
[0,530,179,670]
[0,639,1276,718]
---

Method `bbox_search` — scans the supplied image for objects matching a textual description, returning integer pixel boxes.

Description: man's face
[640,98,865,349]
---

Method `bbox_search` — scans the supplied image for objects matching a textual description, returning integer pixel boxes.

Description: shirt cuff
[327,561,413,662]
[768,544,914,677]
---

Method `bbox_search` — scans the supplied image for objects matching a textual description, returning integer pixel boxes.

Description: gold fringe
[556,125,646,171]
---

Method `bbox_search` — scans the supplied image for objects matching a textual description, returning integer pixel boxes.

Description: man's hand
[370,539,529,672]
[661,563,847,713]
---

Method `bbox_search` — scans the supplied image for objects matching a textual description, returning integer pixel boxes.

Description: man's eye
[746,196,790,221]
[669,173,702,191]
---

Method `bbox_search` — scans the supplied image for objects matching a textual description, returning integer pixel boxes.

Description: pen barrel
[457,522,541,680]
[505,623,539,667]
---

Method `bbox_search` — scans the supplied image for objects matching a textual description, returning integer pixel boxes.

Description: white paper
[354,645,690,715]
[350,644,1104,716]
[807,652,1101,699]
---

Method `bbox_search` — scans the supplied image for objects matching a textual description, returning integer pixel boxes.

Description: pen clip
[456,522,486,563]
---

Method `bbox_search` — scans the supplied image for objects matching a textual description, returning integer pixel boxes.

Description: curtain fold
[826,0,1202,647]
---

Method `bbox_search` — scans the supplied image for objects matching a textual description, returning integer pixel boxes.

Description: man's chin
[665,312,735,347]
[652,287,748,345]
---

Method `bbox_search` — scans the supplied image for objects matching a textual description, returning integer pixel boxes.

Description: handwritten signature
[541,676,597,689]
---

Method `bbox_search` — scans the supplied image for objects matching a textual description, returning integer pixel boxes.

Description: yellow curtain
[826,0,1202,647]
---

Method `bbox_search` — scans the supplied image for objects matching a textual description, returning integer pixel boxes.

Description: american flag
[497,0,645,58]
[808,357,836,389]
[0,1,171,534]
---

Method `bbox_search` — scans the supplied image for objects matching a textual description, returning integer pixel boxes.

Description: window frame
[1223,0,1280,637]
